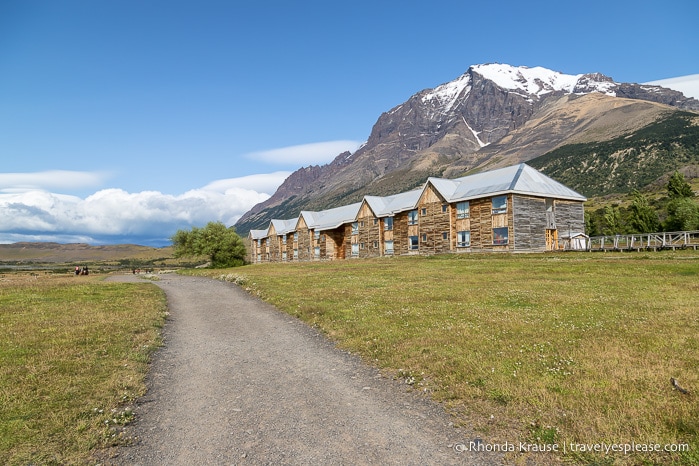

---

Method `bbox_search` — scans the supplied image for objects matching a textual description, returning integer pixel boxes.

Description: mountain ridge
[235,64,699,235]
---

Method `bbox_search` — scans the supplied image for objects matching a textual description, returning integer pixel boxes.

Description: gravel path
[100,273,502,465]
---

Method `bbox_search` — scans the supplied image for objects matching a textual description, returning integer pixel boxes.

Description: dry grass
[0,272,166,465]
[194,251,699,465]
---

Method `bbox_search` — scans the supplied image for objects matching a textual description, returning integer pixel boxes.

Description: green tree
[602,205,624,235]
[171,222,247,268]
[667,171,694,199]
[665,198,699,231]
[629,190,660,233]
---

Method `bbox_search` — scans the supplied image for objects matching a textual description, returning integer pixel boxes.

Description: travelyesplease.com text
[454,440,689,455]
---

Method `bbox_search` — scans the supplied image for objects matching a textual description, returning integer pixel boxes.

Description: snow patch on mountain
[421,73,471,111]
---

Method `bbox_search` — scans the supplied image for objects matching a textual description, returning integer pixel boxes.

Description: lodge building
[248,164,587,263]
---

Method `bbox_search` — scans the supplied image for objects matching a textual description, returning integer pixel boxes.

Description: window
[293,249,298,259]
[421,208,426,216]
[351,222,358,235]
[409,236,419,250]
[492,196,507,214]
[442,232,448,240]
[360,221,365,227]
[493,227,509,245]
[384,217,393,230]
[373,218,379,225]
[293,232,298,241]
[282,236,287,245]
[360,242,365,250]
[384,240,394,254]
[257,239,261,246]
[456,201,469,219]
[422,234,427,242]
[257,254,261,262]
[373,241,378,248]
[442,204,448,213]
[314,246,321,258]
[282,251,287,261]
[314,230,320,240]
[408,210,418,225]
[351,243,359,256]
[457,231,470,247]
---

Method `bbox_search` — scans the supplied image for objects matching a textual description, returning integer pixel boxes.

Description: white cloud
[0,170,110,193]
[644,74,699,100]
[0,172,289,245]
[200,171,291,194]
[245,140,362,166]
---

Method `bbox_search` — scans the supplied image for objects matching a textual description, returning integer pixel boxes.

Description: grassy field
[192,251,698,465]
[0,272,166,465]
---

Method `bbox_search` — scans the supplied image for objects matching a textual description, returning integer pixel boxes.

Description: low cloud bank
[0,171,290,246]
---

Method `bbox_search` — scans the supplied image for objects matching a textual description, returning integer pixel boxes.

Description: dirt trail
[101,273,502,465]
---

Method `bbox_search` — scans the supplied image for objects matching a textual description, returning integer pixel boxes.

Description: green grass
[193,251,699,465]
[0,273,166,465]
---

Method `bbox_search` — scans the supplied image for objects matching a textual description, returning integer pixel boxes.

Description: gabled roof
[269,218,297,236]
[300,202,363,231]
[249,229,268,240]
[363,189,422,217]
[428,163,586,202]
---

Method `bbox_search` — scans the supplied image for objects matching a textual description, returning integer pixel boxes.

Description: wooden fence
[586,230,699,252]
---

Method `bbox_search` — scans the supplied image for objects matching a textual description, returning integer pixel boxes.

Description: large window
[384,217,393,230]
[314,246,321,258]
[456,201,469,219]
[384,240,394,255]
[293,249,298,259]
[351,222,358,235]
[493,227,509,245]
[314,230,320,240]
[409,236,419,250]
[457,231,470,247]
[408,210,418,225]
[492,195,507,214]
[351,243,359,256]
[293,232,298,242]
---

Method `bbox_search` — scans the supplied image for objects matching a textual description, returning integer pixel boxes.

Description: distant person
[75,266,80,276]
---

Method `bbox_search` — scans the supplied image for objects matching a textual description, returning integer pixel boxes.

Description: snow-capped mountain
[236,64,699,234]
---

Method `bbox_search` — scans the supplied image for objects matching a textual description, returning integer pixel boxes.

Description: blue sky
[1,0,698,246]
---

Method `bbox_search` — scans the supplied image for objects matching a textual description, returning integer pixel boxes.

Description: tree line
[586,171,699,236]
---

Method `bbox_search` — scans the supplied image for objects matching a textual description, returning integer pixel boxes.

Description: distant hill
[235,64,699,235]
[0,242,175,265]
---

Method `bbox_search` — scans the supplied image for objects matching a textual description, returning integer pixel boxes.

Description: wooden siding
[553,200,585,236]
[417,184,451,254]
[356,203,382,258]
[394,211,411,255]
[296,217,312,261]
[513,195,547,251]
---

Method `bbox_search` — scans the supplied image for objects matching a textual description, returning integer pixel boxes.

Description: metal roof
[249,229,268,240]
[300,202,363,231]
[429,163,586,202]
[363,189,422,217]
[268,218,298,236]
